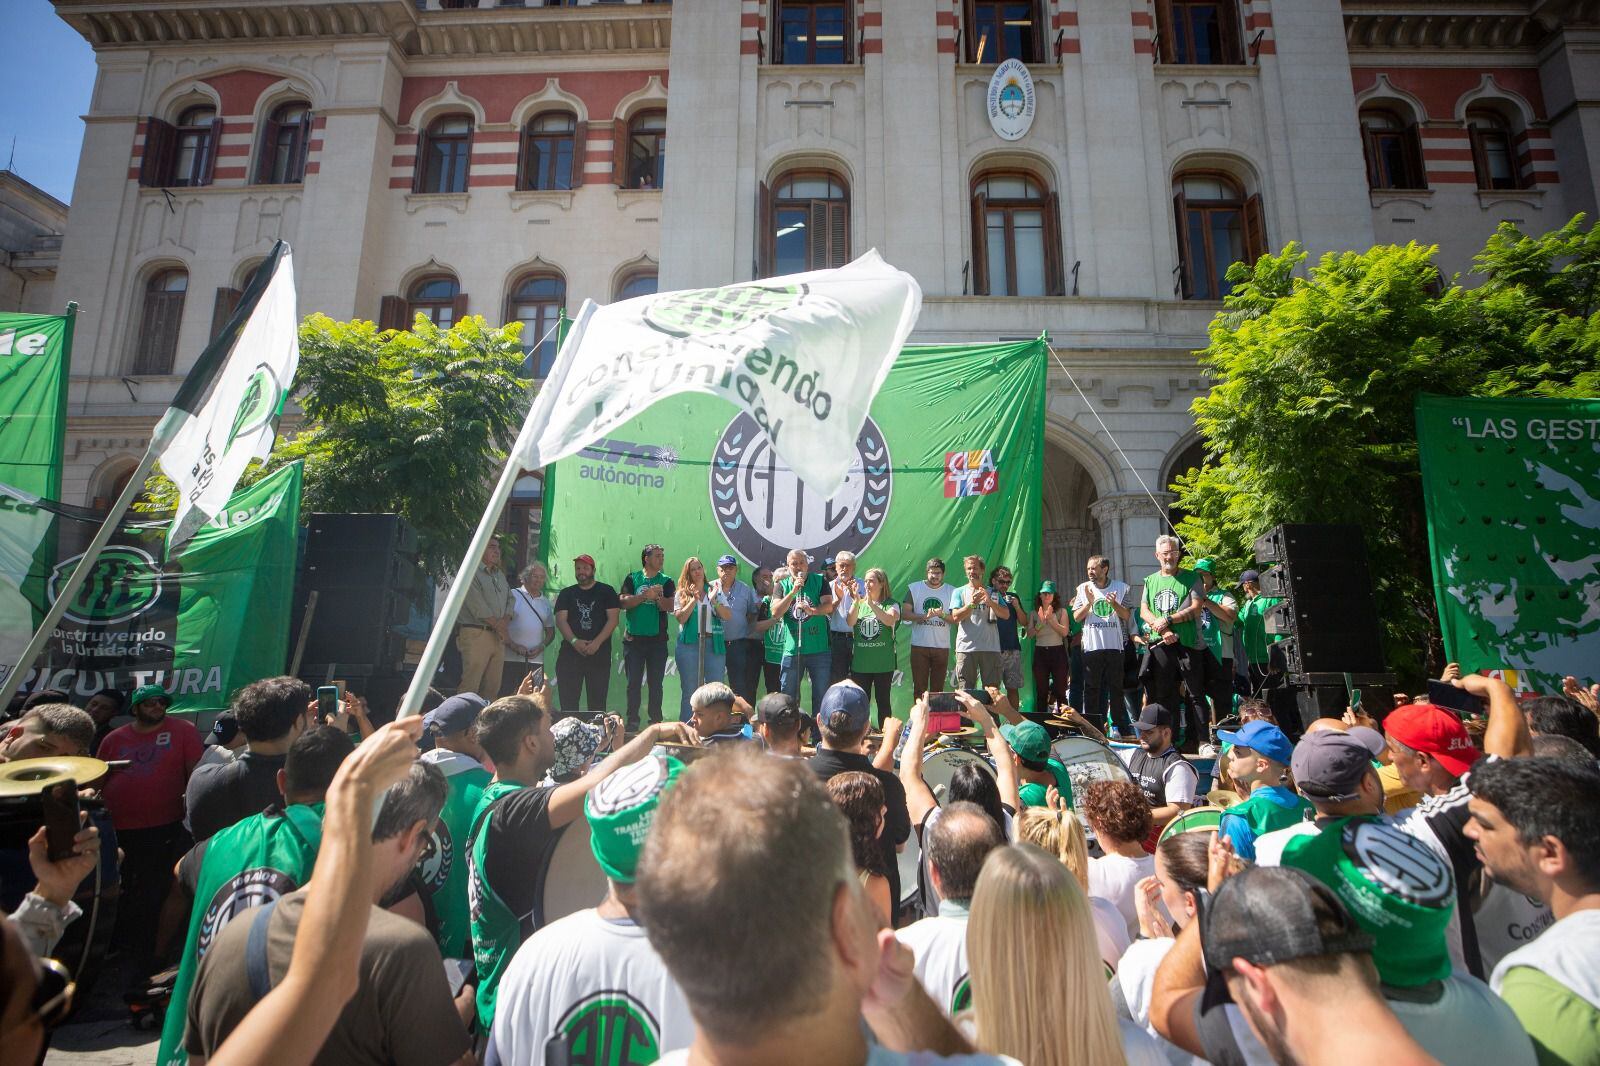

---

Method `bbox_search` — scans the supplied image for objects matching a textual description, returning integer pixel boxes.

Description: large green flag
[1416,395,1600,692]
[0,311,71,496]
[542,339,1047,715]
[0,463,303,711]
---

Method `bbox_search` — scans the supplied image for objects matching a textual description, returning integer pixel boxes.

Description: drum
[1157,804,1229,844]
[537,819,610,927]
[1049,734,1134,800]
[921,746,994,802]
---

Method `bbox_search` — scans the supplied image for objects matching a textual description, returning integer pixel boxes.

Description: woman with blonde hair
[1015,802,1130,970]
[966,844,1165,1066]
[849,567,900,727]
[672,556,731,720]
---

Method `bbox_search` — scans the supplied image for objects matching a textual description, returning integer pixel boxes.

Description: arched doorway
[1163,437,1207,532]
[1040,441,1100,587]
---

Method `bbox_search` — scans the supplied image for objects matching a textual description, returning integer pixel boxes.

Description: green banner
[1,463,303,712]
[0,311,71,497]
[1416,395,1600,692]
[543,339,1047,715]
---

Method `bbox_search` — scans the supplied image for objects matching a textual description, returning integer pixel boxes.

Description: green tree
[142,313,530,576]
[1173,216,1600,683]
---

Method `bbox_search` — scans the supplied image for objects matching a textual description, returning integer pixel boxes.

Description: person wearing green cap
[487,753,694,1065]
[1192,559,1239,732]
[1001,720,1074,810]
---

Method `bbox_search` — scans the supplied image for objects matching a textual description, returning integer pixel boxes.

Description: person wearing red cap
[1390,670,1538,981]
[553,554,620,719]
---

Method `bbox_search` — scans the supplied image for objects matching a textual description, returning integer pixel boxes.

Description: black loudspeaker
[294,514,426,676]
[1251,523,1387,678]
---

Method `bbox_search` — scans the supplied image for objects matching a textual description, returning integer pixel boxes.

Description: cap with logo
[207,711,239,747]
[1202,865,1376,971]
[1217,720,1294,766]
[754,692,801,727]
[1290,731,1374,803]
[586,753,684,882]
[1277,817,1455,987]
[1383,703,1482,779]
[1001,721,1051,763]
[716,554,738,568]
[424,693,487,738]
[818,682,870,735]
[1135,703,1175,732]
[573,554,596,568]
[130,683,172,709]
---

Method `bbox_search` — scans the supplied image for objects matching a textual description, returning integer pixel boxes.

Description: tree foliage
[141,314,530,576]
[1173,215,1600,683]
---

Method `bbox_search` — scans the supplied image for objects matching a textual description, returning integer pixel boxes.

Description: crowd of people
[2,532,1599,1066]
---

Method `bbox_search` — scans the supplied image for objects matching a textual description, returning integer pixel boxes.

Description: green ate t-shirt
[779,573,830,656]
[1143,570,1200,648]
[623,570,672,639]
[676,595,726,655]
[762,597,789,664]
[851,602,896,673]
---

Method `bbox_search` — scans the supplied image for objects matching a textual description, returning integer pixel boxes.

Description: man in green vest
[618,543,675,732]
[1192,559,1240,728]
[1236,569,1282,692]
[156,726,353,1066]
[466,691,695,1032]
[1215,719,1311,861]
[774,548,834,716]
[417,694,492,962]
[1139,534,1207,752]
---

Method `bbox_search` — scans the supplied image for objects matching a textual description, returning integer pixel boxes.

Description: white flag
[515,250,921,496]
[161,243,300,552]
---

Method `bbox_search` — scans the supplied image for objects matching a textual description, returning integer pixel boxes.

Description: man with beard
[97,683,204,987]
[1138,537,1207,753]
[1118,703,1199,834]
[618,545,674,732]
[183,759,473,1066]
[553,554,620,719]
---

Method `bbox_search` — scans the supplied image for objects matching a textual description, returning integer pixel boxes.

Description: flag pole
[0,412,178,711]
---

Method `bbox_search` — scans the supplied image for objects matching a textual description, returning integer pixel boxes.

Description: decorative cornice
[1341,1,1600,52]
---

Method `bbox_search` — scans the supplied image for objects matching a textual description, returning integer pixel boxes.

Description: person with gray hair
[186,755,475,1066]
[502,560,555,697]
[1139,534,1208,753]
[689,682,758,747]
[0,703,96,762]
[828,550,865,681]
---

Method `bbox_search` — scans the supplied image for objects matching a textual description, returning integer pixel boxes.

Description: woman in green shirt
[849,567,900,726]
[673,556,731,720]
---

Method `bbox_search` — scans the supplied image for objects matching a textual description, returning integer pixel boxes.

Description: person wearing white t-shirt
[903,557,956,701]
[502,563,555,697]
[895,803,1005,1016]
[1082,779,1157,939]
[488,754,693,1065]
[1072,556,1132,736]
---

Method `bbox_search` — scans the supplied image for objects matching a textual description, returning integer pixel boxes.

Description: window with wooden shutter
[626,111,666,189]
[1173,189,1192,297]
[1359,109,1427,190]
[507,274,565,378]
[1155,0,1177,63]
[965,0,1044,63]
[210,287,243,342]
[451,292,470,324]
[133,269,188,375]
[756,180,774,277]
[766,172,848,275]
[417,115,472,194]
[1243,192,1266,263]
[1160,0,1243,64]
[971,173,1050,297]
[1466,109,1520,190]
[170,107,217,187]
[1043,190,1065,296]
[405,276,461,328]
[774,0,853,64]
[1173,172,1250,299]
[970,190,989,295]
[612,121,628,187]
[519,111,578,191]
[258,102,312,184]
[378,295,408,331]
[140,117,178,187]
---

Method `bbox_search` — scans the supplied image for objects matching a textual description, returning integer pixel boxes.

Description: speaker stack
[292,513,428,715]
[1252,523,1396,727]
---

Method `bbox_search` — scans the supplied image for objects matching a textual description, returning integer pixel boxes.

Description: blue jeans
[674,641,725,721]
[780,651,832,715]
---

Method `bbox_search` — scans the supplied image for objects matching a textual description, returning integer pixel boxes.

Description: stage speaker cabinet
[1252,523,1386,677]
[294,513,426,676]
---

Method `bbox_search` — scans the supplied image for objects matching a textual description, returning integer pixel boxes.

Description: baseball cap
[1239,569,1261,584]
[1193,558,1215,575]
[1384,703,1482,778]
[818,681,870,735]
[130,683,171,709]
[1135,703,1175,732]
[1291,731,1374,802]
[754,692,800,727]
[550,717,604,780]
[716,554,738,567]
[1277,817,1454,987]
[424,693,486,738]
[1001,721,1050,763]
[207,711,239,747]
[1217,720,1293,766]
[573,554,596,568]
[1202,865,1375,972]
[586,753,683,883]
[1346,725,1387,759]
[1039,580,1058,595]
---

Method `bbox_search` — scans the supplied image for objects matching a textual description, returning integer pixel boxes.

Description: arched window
[508,274,565,378]
[1360,108,1426,190]
[970,173,1062,297]
[623,111,666,190]
[965,1,1044,64]
[519,112,577,191]
[759,172,850,278]
[257,101,313,185]
[1173,173,1264,300]
[416,114,473,194]
[774,1,852,64]
[616,270,658,301]
[407,275,463,329]
[139,104,219,188]
[132,269,188,375]
[1467,109,1522,190]
[1156,0,1242,64]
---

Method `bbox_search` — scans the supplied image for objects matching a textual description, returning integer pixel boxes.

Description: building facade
[47,0,1600,581]
[0,170,67,315]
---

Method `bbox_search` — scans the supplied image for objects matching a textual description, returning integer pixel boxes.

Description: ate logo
[49,545,162,625]
[552,991,662,1066]
[416,821,454,893]
[945,449,999,498]
[197,867,298,957]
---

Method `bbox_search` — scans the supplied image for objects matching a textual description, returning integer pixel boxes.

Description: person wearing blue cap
[1215,719,1311,861]
[418,694,492,960]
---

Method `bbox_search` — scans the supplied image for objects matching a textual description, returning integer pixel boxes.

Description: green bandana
[586,754,683,882]
[1279,816,1454,987]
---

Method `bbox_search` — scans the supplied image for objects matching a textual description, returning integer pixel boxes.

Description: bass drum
[897,748,997,911]
[1049,734,1134,798]
[1157,804,1229,844]
[537,818,610,927]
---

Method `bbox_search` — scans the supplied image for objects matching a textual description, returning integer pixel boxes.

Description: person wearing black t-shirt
[553,554,620,719]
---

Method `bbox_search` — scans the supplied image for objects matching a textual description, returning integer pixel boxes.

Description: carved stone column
[1041,527,1099,588]
[1089,491,1175,584]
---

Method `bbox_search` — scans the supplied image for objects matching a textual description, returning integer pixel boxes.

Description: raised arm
[958,692,1021,812]
[898,700,938,829]
[1455,671,1532,759]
